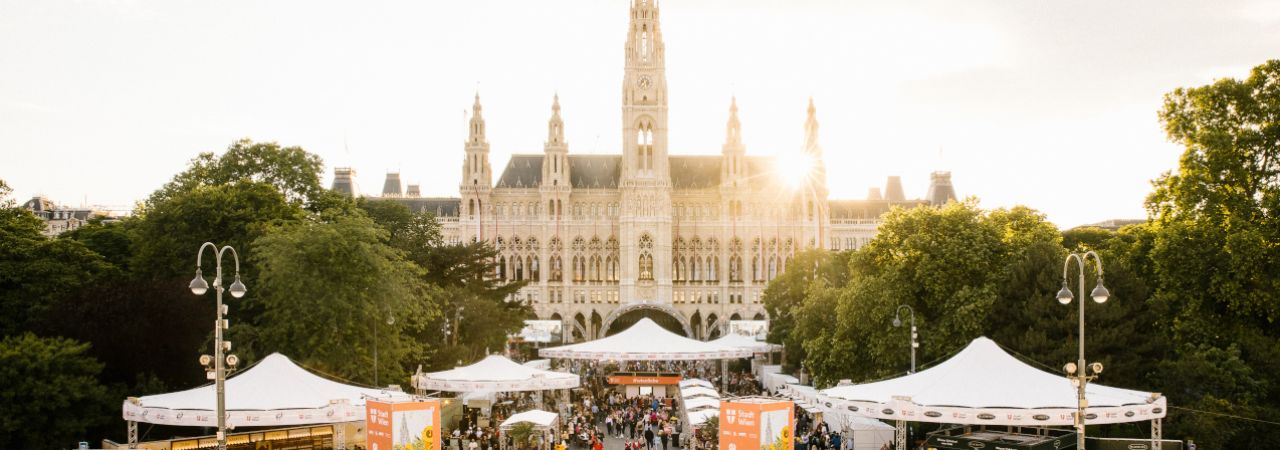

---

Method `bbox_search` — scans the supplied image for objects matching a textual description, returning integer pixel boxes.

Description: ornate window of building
[572,237,586,282]
[607,237,620,281]
[638,233,654,281]
[498,256,507,280]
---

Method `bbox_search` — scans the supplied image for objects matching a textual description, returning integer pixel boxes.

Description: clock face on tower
[637,75,652,90]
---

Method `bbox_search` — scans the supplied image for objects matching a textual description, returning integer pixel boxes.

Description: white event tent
[539,318,754,361]
[122,353,413,428]
[709,332,783,354]
[683,396,721,412]
[678,379,714,389]
[818,337,1167,428]
[679,385,720,399]
[499,409,561,430]
[688,409,720,427]
[414,354,580,392]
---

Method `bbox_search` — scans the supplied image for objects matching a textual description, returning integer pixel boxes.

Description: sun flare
[775,153,815,189]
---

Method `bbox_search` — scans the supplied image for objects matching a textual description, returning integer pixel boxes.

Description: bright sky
[3,0,1278,228]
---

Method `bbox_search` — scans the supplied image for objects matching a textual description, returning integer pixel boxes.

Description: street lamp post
[892,305,918,373]
[189,243,247,450]
[1056,251,1110,450]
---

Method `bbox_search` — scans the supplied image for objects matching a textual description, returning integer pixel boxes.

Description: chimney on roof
[926,171,957,205]
[884,176,906,202]
[332,167,358,197]
[382,172,402,197]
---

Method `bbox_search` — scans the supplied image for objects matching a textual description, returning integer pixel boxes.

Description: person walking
[660,430,669,450]
[644,426,655,450]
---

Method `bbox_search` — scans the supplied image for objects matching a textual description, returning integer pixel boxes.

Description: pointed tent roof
[122,353,413,427]
[679,385,720,399]
[414,354,580,392]
[819,337,1166,427]
[709,332,783,354]
[500,409,560,429]
[538,318,754,361]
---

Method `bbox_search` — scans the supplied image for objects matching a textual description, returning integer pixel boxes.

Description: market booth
[539,317,754,394]
[819,337,1168,450]
[413,354,580,392]
[539,318,754,361]
[116,353,414,449]
[411,354,579,430]
[606,371,684,398]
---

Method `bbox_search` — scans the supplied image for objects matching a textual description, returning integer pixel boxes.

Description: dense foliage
[2,59,1276,447]
[767,60,1280,447]
[0,139,527,446]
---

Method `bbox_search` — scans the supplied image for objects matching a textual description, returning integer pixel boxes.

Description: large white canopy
[500,410,560,429]
[538,318,754,361]
[678,378,714,389]
[679,386,720,399]
[122,353,413,427]
[688,409,720,427]
[709,333,783,354]
[819,337,1167,427]
[683,397,721,411]
[415,354,579,392]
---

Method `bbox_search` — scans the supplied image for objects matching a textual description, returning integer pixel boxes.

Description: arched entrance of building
[601,304,692,337]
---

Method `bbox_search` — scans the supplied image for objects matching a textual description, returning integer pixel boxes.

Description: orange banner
[719,398,793,450]
[607,375,683,385]
[367,399,441,450]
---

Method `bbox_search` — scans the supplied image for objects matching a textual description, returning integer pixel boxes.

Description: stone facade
[336,0,955,342]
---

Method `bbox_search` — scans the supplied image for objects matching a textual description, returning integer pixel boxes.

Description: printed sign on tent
[367,399,441,450]
[720,397,794,450]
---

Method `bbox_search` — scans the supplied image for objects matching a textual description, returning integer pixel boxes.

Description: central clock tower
[619,0,672,305]
[621,0,669,182]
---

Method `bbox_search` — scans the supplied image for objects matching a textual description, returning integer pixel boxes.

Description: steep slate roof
[570,155,621,189]
[495,154,784,191]
[383,197,461,217]
[496,155,545,188]
[828,199,925,220]
[670,156,720,189]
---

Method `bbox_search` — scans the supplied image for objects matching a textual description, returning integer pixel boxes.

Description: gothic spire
[468,92,487,146]
[803,97,821,157]
[725,96,742,148]
[546,93,566,148]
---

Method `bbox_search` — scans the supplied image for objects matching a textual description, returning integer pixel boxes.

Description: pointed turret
[803,97,821,158]
[801,98,828,192]
[721,96,747,190]
[542,94,571,191]
[462,92,492,188]
[460,92,493,239]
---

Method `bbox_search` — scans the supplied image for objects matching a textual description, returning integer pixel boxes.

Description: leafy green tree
[40,277,215,387]
[249,214,439,385]
[0,334,112,449]
[762,249,848,372]
[147,139,326,208]
[0,200,115,336]
[416,241,528,369]
[62,217,134,272]
[130,181,305,280]
[1143,59,1280,446]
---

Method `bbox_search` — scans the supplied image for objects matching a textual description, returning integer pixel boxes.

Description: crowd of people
[439,357,784,450]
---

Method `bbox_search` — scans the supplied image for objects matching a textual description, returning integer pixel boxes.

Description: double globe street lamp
[189,243,247,450]
[1056,251,1110,450]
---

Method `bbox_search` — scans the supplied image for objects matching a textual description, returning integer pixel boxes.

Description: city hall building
[332,0,956,342]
